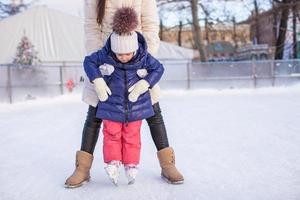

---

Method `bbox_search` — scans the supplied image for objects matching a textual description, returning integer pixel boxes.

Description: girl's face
[116,52,134,63]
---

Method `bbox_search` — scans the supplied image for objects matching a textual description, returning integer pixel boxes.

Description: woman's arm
[127,54,164,102]
[84,0,102,55]
[84,50,111,102]
[141,0,160,56]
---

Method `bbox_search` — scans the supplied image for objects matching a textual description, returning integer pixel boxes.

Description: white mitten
[93,78,111,102]
[128,79,150,102]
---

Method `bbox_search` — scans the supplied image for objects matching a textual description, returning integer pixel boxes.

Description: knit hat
[111,7,138,54]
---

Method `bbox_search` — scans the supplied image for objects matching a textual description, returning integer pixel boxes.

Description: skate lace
[105,161,121,174]
[108,160,121,166]
[125,165,137,170]
[170,154,175,164]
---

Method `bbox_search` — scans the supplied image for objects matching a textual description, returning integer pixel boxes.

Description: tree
[191,0,207,61]
[246,0,299,59]
[232,17,237,48]
[13,34,40,66]
[159,19,164,40]
[274,0,292,59]
[253,0,260,44]
[178,21,183,46]
[0,0,36,19]
[292,1,297,58]
[158,0,250,61]
[158,0,207,61]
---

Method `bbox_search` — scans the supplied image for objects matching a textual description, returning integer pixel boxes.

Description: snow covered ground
[1,86,300,200]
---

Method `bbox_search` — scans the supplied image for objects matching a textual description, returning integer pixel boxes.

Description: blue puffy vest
[84,32,164,122]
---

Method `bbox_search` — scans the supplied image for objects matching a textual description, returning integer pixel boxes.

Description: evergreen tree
[13,35,40,67]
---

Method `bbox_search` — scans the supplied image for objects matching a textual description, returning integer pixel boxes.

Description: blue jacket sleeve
[83,49,104,82]
[143,54,164,88]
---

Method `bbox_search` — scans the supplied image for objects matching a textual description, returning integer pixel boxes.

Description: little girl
[83,7,164,185]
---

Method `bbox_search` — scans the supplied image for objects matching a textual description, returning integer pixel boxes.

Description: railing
[159,59,300,90]
[1,59,300,103]
[0,62,84,103]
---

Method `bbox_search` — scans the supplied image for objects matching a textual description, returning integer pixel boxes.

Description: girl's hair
[97,0,106,25]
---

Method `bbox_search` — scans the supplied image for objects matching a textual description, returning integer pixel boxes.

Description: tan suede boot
[64,151,93,188]
[157,147,184,184]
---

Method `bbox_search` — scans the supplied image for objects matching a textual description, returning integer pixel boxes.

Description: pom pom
[112,7,138,35]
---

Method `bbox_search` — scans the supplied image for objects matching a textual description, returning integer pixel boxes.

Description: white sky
[159,0,272,27]
[33,0,84,17]
[23,0,271,26]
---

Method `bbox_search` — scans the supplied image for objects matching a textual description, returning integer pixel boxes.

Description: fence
[1,59,300,103]
[159,59,300,89]
[0,61,84,103]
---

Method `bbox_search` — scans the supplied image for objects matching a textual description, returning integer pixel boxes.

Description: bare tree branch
[0,0,37,19]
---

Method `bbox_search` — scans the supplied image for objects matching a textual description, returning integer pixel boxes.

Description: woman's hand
[128,80,150,102]
[93,78,111,102]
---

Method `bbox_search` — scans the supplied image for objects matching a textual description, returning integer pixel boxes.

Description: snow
[1,85,300,200]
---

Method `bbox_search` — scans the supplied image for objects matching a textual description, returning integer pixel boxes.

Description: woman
[65,0,184,188]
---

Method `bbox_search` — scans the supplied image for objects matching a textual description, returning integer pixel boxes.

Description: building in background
[241,5,300,59]
[160,23,251,49]
[235,44,272,61]
[205,42,235,61]
[160,23,251,61]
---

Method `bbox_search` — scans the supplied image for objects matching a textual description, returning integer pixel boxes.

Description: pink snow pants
[102,120,142,165]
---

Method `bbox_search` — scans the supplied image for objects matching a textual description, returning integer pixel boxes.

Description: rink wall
[1,59,300,103]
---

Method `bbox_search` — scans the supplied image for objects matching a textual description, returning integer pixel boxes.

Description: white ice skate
[125,164,138,185]
[104,160,121,186]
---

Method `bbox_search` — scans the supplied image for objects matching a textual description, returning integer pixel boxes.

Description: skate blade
[161,175,184,185]
[128,180,135,185]
[105,172,119,186]
[110,179,118,186]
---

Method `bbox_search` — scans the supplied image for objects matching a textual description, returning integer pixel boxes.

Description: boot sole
[64,177,90,189]
[161,174,184,185]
